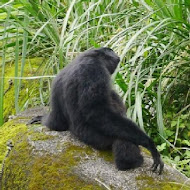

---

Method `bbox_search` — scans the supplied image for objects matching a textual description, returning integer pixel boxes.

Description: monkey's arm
[110,90,126,116]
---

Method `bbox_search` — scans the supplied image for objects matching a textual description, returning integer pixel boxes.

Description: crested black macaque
[29,47,164,174]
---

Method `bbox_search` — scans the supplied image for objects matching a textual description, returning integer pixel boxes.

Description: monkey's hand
[27,116,43,125]
[151,153,164,175]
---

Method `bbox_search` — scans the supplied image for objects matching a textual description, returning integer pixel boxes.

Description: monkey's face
[96,47,120,74]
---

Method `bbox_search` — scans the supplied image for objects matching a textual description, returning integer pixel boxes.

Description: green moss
[3,58,45,121]
[98,150,114,162]
[0,119,27,169]
[140,146,151,156]
[136,175,190,190]
[29,132,54,141]
[1,120,105,190]
[28,145,101,190]
[28,127,54,141]
[2,136,31,189]
[63,142,94,156]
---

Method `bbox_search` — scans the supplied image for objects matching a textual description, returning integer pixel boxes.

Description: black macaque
[28,47,164,174]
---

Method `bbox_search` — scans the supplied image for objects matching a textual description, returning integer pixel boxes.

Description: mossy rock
[0,107,189,190]
[1,57,46,122]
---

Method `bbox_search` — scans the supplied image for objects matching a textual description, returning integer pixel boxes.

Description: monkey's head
[96,47,120,74]
[82,47,120,74]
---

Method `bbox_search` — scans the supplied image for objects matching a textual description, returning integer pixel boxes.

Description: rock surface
[0,107,189,190]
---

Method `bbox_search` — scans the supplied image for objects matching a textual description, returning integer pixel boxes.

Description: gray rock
[0,107,189,190]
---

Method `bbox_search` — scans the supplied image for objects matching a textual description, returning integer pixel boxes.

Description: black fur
[29,47,164,174]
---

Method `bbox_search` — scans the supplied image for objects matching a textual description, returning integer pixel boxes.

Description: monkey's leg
[42,111,69,131]
[113,140,143,170]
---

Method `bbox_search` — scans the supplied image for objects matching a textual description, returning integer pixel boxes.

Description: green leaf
[174,155,180,162]
[115,72,128,93]
[182,140,190,146]
[157,143,166,151]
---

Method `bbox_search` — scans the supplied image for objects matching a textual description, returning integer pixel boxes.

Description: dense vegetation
[0,0,189,177]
